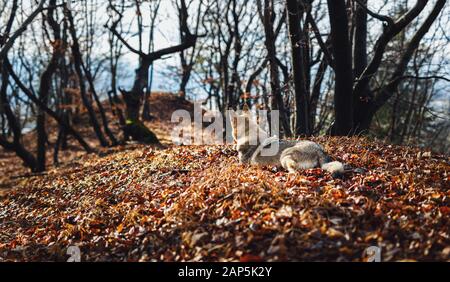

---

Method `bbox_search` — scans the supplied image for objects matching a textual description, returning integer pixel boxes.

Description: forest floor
[0,93,448,261]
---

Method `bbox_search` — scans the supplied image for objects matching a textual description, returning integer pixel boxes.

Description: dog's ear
[228,110,238,142]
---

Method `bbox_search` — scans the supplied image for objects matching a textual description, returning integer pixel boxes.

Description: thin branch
[105,23,146,57]
[4,60,94,153]
[395,75,450,83]
[0,0,47,59]
[353,0,394,26]
[306,12,334,69]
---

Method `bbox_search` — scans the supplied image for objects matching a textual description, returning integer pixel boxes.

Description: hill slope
[0,92,192,190]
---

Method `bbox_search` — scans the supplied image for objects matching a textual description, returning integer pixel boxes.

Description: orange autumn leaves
[0,137,448,261]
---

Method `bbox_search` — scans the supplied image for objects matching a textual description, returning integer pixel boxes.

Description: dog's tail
[318,151,345,177]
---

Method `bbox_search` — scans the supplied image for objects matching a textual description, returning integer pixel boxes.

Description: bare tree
[176,0,206,100]
[257,0,292,137]
[326,0,354,135]
[286,0,311,136]
[107,0,202,143]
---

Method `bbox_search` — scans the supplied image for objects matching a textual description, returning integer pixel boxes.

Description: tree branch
[353,0,428,99]
[146,34,199,61]
[105,23,146,57]
[353,0,394,26]
[306,12,334,69]
[374,0,447,110]
[4,59,94,153]
[0,0,47,59]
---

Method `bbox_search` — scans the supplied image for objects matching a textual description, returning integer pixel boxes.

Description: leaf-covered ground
[0,137,448,261]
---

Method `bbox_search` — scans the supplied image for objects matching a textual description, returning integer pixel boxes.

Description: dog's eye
[237,145,251,153]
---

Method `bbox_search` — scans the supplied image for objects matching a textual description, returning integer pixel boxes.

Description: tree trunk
[120,58,159,144]
[36,0,61,171]
[286,0,310,136]
[260,0,292,137]
[310,56,328,133]
[374,0,446,112]
[82,63,118,145]
[5,59,93,153]
[65,6,109,147]
[126,59,151,122]
[352,0,371,134]
[352,0,428,133]
[0,63,38,171]
[327,0,354,135]
[356,0,445,133]
[36,50,58,171]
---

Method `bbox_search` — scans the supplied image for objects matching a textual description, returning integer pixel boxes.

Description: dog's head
[229,105,269,162]
[229,104,266,144]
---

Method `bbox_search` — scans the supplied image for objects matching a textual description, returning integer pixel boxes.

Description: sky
[111,0,183,93]
[114,0,450,101]
[2,0,449,107]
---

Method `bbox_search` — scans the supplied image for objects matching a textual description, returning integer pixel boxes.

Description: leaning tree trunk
[82,63,118,145]
[0,63,38,171]
[36,0,62,171]
[373,0,446,113]
[36,48,58,171]
[351,0,429,134]
[65,6,109,147]
[0,0,38,171]
[5,59,93,153]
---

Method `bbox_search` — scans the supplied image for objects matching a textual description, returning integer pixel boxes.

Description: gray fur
[231,111,344,176]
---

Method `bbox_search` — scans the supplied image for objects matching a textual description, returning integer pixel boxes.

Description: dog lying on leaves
[230,108,345,177]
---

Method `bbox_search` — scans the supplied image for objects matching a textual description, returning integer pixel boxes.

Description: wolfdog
[230,108,345,177]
